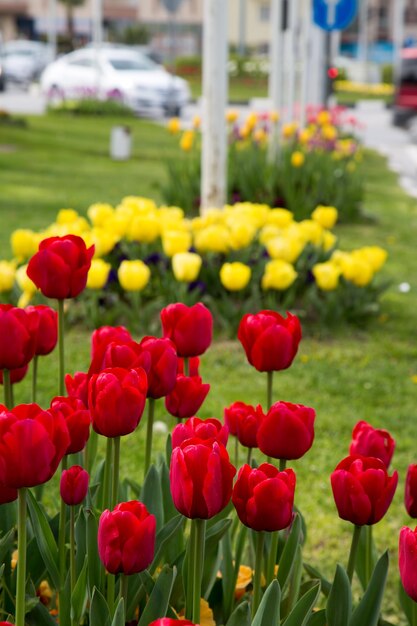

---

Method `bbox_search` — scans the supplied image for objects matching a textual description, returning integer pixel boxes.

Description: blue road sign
[313,0,358,31]
[161,0,184,14]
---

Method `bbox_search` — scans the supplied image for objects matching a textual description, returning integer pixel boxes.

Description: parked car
[393,48,417,127]
[3,40,53,84]
[40,46,190,116]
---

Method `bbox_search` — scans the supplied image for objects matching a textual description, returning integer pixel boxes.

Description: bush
[47,98,135,117]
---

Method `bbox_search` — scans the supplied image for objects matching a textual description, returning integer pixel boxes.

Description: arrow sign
[313,0,358,31]
[161,0,184,13]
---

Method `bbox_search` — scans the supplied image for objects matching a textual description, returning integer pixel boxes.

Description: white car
[3,40,53,84]
[40,47,191,116]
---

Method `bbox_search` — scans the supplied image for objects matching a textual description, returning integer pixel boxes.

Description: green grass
[185,75,268,102]
[1,113,417,623]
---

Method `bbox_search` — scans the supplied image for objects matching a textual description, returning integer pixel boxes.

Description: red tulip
[98,501,156,574]
[91,325,132,360]
[399,526,417,601]
[349,420,395,468]
[172,417,228,449]
[138,336,177,399]
[257,401,315,460]
[0,305,38,370]
[0,622,14,625]
[405,464,417,518]
[0,484,17,504]
[149,617,198,626]
[161,302,213,357]
[60,465,89,505]
[65,371,89,406]
[170,438,236,519]
[331,455,398,526]
[165,375,210,419]
[0,404,69,488]
[50,396,91,454]
[26,305,58,356]
[237,310,301,372]
[232,463,296,531]
[27,234,94,299]
[224,402,265,449]
[88,367,147,438]
[0,365,28,385]
[88,339,143,377]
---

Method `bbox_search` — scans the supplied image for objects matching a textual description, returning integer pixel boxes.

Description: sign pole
[200,0,228,214]
[393,0,405,84]
[287,0,298,122]
[268,0,284,161]
[299,0,312,127]
[358,0,368,82]
[238,0,247,56]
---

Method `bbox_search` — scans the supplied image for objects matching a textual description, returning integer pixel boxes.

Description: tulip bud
[26,305,58,356]
[349,420,395,468]
[224,402,265,449]
[161,302,213,358]
[172,417,228,448]
[405,464,417,518]
[50,396,91,455]
[60,465,89,505]
[399,526,417,602]
[138,336,177,399]
[257,401,315,460]
[165,375,210,419]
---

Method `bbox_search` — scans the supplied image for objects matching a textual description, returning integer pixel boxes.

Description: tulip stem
[279,459,287,472]
[266,531,279,586]
[234,437,239,469]
[144,398,155,478]
[57,299,65,396]
[16,488,27,626]
[120,574,128,615]
[184,357,189,377]
[70,506,76,626]
[107,574,115,617]
[364,525,372,586]
[111,436,120,508]
[412,601,417,626]
[31,355,38,404]
[59,456,68,584]
[191,518,206,625]
[347,524,362,583]
[227,524,247,618]
[102,438,113,511]
[267,371,273,410]
[185,520,196,620]
[252,531,265,618]
[247,447,252,466]
[3,369,11,408]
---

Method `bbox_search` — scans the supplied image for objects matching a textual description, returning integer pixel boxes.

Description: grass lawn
[0,113,416,623]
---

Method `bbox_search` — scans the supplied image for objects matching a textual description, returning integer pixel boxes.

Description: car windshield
[107,55,157,71]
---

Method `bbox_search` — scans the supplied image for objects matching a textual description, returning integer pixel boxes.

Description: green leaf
[59,571,71,626]
[349,551,389,626]
[111,597,125,626]
[26,601,58,625]
[75,506,87,575]
[159,459,177,523]
[220,529,235,620]
[307,609,327,625]
[399,578,414,625]
[71,556,88,624]
[326,564,352,626]
[226,600,251,626]
[202,518,232,599]
[151,514,184,575]
[0,528,14,564]
[141,464,164,531]
[137,565,177,626]
[252,579,281,626]
[86,429,99,475]
[282,582,321,626]
[90,587,111,626]
[282,543,303,618]
[27,490,60,590]
[278,513,301,592]
[355,525,377,590]
[304,563,332,597]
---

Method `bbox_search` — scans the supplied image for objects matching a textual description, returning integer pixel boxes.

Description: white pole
[238,0,247,56]
[200,0,228,213]
[299,0,312,127]
[358,0,368,82]
[92,0,103,95]
[287,0,298,122]
[393,0,405,84]
[308,24,325,107]
[47,0,57,60]
[268,0,284,160]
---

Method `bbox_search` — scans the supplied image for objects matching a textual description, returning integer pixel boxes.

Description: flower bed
[4,198,388,331]
[162,108,364,222]
[0,235,414,626]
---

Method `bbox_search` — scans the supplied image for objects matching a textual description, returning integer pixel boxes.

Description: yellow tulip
[317,110,331,126]
[56,208,79,224]
[321,124,337,141]
[128,214,160,243]
[180,130,195,152]
[354,246,387,272]
[235,565,253,599]
[253,128,267,143]
[322,230,338,252]
[298,220,323,245]
[259,225,282,245]
[312,262,341,291]
[267,208,294,228]
[162,230,192,257]
[341,255,374,287]
[266,235,304,263]
[291,151,305,168]
[90,228,118,257]
[226,109,239,124]
[87,203,114,227]
[228,221,256,250]
[172,252,202,282]
[282,122,298,139]
[0,261,16,292]
[299,128,312,145]
[11,229,40,261]
[167,117,181,134]
[311,205,338,229]
[194,225,230,254]
[118,260,150,291]
[121,196,157,213]
[192,115,201,129]
[269,110,280,123]
[87,259,111,289]
[262,259,298,290]
[220,262,251,291]
[246,112,258,130]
